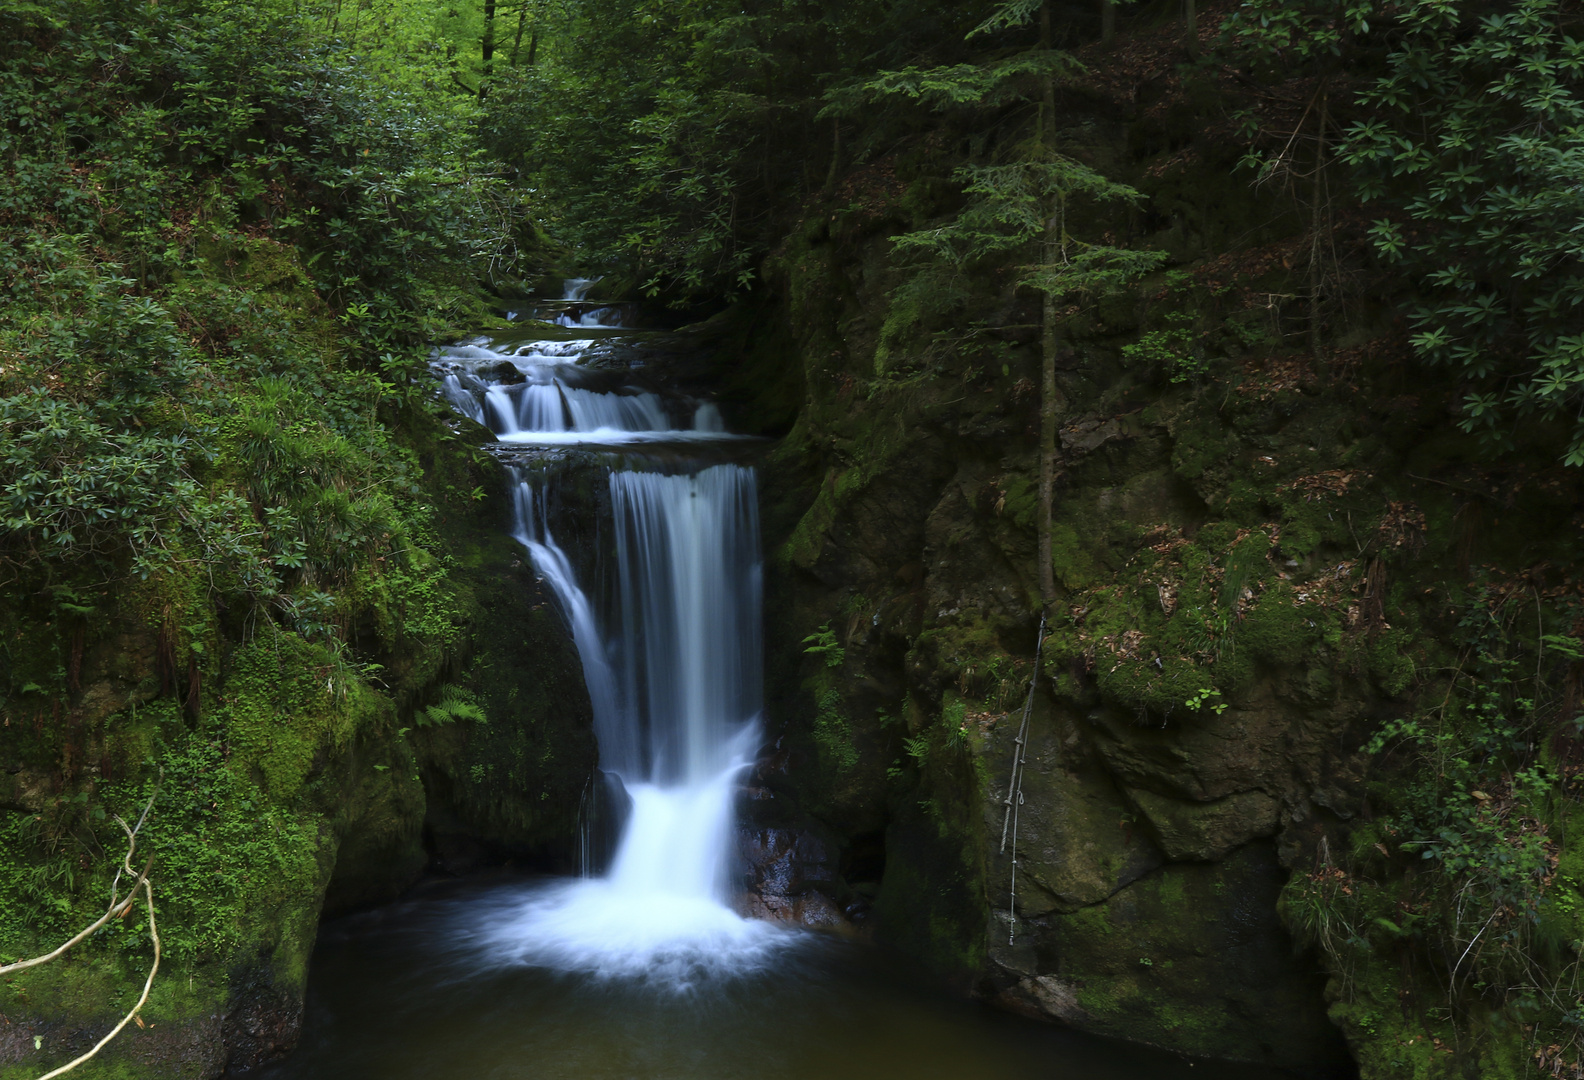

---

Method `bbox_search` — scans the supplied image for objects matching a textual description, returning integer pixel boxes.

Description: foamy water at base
[254,878,1300,1080]
[457,877,787,985]
[459,767,787,987]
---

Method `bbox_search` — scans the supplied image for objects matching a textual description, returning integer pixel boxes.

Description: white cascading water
[564,276,601,301]
[433,337,738,447]
[557,276,624,327]
[607,468,763,784]
[436,329,782,985]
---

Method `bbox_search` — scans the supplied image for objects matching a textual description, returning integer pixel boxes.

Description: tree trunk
[1038,293,1060,611]
[480,0,497,98]
[510,0,531,64]
[823,117,842,194]
[1183,0,1198,56]
[1037,0,1060,612]
[1308,88,1329,360]
[1101,0,1115,43]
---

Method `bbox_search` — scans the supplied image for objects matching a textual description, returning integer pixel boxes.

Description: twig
[0,785,158,978]
[1450,898,1499,993]
[34,876,159,1080]
[0,785,162,1079]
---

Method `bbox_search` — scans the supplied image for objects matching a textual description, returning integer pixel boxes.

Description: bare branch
[34,876,160,1080]
[0,781,157,978]
[0,781,162,1079]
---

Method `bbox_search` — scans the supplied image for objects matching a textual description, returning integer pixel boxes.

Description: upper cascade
[554,276,623,327]
[431,334,747,447]
[563,276,602,301]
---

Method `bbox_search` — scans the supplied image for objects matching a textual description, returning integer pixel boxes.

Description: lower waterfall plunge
[495,461,782,983]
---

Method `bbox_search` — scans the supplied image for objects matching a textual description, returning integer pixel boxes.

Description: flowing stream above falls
[257,294,1302,1079]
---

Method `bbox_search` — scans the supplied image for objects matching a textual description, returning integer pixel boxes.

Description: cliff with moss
[722,13,1584,1078]
[8,0,1584,1077]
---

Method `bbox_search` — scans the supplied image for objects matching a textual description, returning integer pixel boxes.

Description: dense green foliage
[0,0,512,593]
[1346,0,1584,464]
[479,0,993,296]
[1280,593,1582,1073]
[1225,0,1584,464]
[0,0,512,1038]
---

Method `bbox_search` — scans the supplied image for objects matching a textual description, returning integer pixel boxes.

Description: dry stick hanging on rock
[1,785,161,1079]
[999,615,1046,945]
[35,873,159,1080]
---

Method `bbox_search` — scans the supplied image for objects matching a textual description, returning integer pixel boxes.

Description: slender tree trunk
[1183,0,1198,56]
[1038,296,1060,610]
[823,117,841,193]
[1101,0,1115,43]
[510,0,531,64]
[480,0,496,98]
[1308,88,1329,360]
[527,25,541,65]
[1037,0,1060,612]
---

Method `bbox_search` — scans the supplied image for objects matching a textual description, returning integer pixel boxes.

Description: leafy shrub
[1284,592,1578,1051]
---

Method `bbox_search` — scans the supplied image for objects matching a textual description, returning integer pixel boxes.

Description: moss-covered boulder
[992,843,1352,1074]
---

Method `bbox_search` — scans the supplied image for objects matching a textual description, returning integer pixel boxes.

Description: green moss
[1000,474,1039,532]
[1050,522,1104,589]
[812,689,859,774]
[1241,584,1322,667]
[1170,414,1234,483]
[1042,847,1341,1068]
[1155,873,1187,908]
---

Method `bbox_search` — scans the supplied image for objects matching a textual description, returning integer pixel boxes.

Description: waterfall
[436,327,782,984]
[507,479,624,751]
[563,277,601,300]
[556,276,625,327]
[433,337,740,447]
[608,467,762,783]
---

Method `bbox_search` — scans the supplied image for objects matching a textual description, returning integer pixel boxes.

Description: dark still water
[254,876,1297,1080]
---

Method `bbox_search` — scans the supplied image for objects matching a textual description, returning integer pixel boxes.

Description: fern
[418,685,487,728]
[802,624,846,668]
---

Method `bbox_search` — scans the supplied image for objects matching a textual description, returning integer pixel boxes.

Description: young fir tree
[836,0,1165,609]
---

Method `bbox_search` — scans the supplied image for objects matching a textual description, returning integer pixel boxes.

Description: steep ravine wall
[715,70,1584,1079]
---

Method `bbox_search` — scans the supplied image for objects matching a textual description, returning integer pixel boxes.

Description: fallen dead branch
[0,784,162,1079]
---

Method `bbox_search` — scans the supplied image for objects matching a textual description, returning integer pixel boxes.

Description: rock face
[989,841,1347,1071]
[735,826,852,929]
[722,77,1451,1074]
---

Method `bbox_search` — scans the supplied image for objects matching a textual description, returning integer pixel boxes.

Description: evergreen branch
[968,0,1044,38]
[1021,245,1169,298]
[819,51,1079,117]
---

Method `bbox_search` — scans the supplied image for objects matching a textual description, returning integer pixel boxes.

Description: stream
[255,289,1301,1080]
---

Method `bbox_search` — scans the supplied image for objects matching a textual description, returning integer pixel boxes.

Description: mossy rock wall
[734,50,1584,1078]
